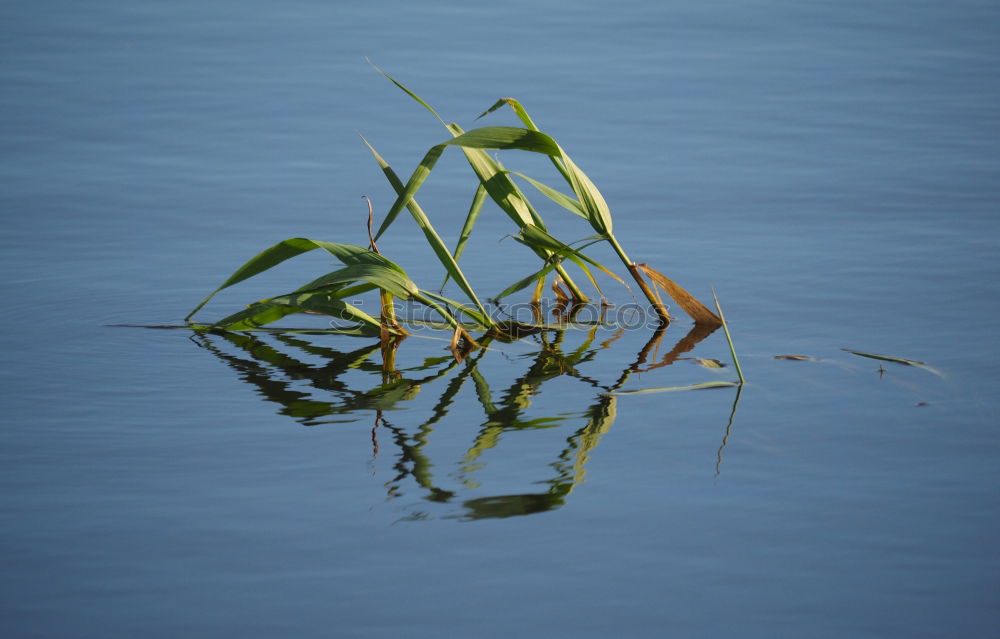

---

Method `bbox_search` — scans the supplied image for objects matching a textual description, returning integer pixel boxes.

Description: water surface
[2,1,999,637]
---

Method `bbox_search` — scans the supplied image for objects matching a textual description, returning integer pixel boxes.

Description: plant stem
[380,290,406,337]
[605,234,671,326]
[712,289,744,385]
[553,263,588,303]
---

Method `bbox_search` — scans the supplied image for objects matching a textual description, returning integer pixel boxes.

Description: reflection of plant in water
[193,322,740,520]
[195,332,461,425]
[180,66,750,519]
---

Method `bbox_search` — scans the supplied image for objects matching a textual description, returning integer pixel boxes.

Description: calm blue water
[3,1,1000,637]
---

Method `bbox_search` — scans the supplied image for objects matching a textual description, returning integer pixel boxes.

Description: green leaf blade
[212,291,381,333]
[841,349,944,377]
[507,171,588,219]
[361,139,493,327]
[186,238,394,321]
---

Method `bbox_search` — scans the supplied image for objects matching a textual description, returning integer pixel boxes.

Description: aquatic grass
[359,136,493,328]
[368,62,590,302]
[474,95,722,328]
[370,122,652,313]
[187,67,735,370]
[369,123,601,304]
[185,237,483,345]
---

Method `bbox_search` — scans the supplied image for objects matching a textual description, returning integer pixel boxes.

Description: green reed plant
[186,67,728,350]
[367,66,721,327]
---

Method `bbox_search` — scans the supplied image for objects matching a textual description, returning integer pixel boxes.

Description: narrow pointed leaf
[378,68,610,238]
[476,97,572,183]
[187,238,402,321]
[712,288,745,384]
[565,257,605,301]
[495,262,561,301]
[518,225,623,285]
[297,274,376,299]
[446,123,540,228]
[211,300,305,330]
[441,126,613,235]
[476,98,539,130]
[372,68,558,269]
[841,349,944,377]
[367,59,447,125]
[213,291,381,332]
[359,135,408,238]
[561,153,613,235]
[444,126,562,155]
[361,137,492,327]
[374,143,446,240]
[454,183,488,263]
[507,171,587,219]
[291,263,418,299]
[371,70,592,301]
[442,122,587,301]
[442,183,489,288]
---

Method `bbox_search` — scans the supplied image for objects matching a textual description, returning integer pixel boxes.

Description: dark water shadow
[192,322,739,520]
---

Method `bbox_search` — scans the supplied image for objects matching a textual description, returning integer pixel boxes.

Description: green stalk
[553,264,587,302]
[605,234,671,326]
[712,289,744,385]
[380,290,401,335]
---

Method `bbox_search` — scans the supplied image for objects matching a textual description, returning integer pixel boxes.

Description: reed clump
[186,66,726,354]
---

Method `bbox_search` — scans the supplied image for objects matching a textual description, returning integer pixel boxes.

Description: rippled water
[3,1,999,637]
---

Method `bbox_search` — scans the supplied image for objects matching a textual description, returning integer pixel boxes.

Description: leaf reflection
[192,322,739,520]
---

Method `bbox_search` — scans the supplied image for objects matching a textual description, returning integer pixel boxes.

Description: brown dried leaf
[551,276,570,304]
[637,265,722,327]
